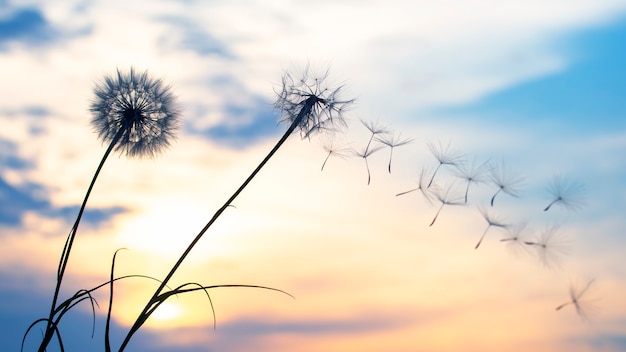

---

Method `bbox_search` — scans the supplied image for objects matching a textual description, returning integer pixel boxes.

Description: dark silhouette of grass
[543,175,586,211]
[426,140,464,188]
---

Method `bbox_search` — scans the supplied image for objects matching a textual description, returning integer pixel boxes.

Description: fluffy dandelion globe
[274,68,354,139]
[90,67,181,158]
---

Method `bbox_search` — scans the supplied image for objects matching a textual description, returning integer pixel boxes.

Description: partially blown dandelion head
[274,67,354,139]
[90,68,181,158]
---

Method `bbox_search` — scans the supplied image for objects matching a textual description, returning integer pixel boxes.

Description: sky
[1,0,626,351]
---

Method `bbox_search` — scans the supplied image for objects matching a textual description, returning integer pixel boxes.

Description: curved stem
[118,100,313,351]
[38,131,122,352]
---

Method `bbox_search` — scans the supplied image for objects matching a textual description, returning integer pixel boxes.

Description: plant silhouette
[32,68,181,352]
[118,67,355,351]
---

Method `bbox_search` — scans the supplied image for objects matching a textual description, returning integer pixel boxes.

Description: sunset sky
[1,1,626,351]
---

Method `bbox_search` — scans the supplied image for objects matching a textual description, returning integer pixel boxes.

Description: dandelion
[275,67,354,139]
[319,136,351,171]
[429,183,464,226]
[426,140,464,188]
[37,68,181,351]
[543,175,586,211]
[375,132,413,173]
[524,225,570,268]
[90,67,181,158]
[396,166,435,204]
[118,67,354,350]
[556,278,597,321]
[452,157,489,204]
[474,206,509,249]
[488,160,524,206]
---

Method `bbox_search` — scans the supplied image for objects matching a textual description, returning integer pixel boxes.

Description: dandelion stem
[39,130,123,352]
[118,97,315,352]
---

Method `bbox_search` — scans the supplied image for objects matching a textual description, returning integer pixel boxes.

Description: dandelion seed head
[274,67,354,139]
[90,67,181,158]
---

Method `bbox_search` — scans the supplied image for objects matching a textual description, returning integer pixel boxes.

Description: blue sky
[1,1,626,351]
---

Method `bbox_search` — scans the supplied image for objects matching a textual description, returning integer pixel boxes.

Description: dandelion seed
[500,221,530,256]
[452,157,490,204]
[275,67,354,139]
[90,67,181,158]
[375,132,413,173]
[396,166,435,204]
[474,206,508,249]
[319,136,351,171]
[360,119,391,151]
[488,160,524,206]
[524,225,570,268]
[426,141,464,188]
[543,175,586,212]
[353,144,384,185]
[429,184,464,226]
[556,278,597,321]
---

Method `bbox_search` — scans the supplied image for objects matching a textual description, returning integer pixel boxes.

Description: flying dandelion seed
[360,119,391,152]
[396,166,435,204]
[524,225,570,269]
[488,160,524,206]
[474,206,509,249]
[426,140,464,188]
[429,183,464,226]
[353,144,385,185]
[452,157,490,204]
[500,221,531,256]
[319,136,351,171]
[543,175,586,212]
[90,67,181,158]
[556,278,597,321]
[375,131,413,173]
